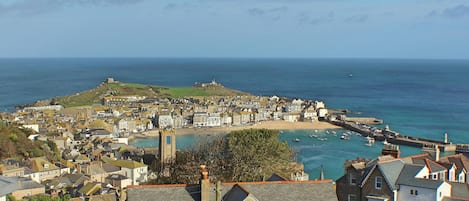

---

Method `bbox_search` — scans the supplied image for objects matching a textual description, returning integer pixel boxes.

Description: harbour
[326,115,458,152]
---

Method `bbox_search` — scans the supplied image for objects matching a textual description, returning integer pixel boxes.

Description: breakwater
[326,116,457,152]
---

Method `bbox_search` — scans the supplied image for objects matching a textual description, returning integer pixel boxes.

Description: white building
[207,113,221,127]
[158,114,174,129]
[193,112,208,127]
[106,160,148,186]
[397,164,451,201]
[118,118,137,133]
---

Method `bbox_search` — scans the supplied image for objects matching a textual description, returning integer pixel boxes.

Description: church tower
[159,128,176,165]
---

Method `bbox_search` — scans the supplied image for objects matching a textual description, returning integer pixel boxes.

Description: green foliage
[23,194,70,201]
[0,124,60,161]
[228,129,295,181]
[6,194,17,201]
[47,81,248,108]
[9,133,18,142]
[151,129,296,184]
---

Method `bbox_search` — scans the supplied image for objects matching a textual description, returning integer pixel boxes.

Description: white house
[397,164,451,201]
[105,159,148,185]
[158,114,174,129]
[207,113,221,127]
[118,118,136,133]
[193,112,208,127]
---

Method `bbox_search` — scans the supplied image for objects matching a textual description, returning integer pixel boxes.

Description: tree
[228,129,295,181]
[150,129,296,184]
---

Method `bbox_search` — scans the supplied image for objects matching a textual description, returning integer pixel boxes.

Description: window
[375,176,383,189]
[347,194,357,201]
[349,173,357,185]
[440,192,442,197]
[415,190,418,195]
[433,174,437,179]
[166,135,171,144]
[410,190,414,195]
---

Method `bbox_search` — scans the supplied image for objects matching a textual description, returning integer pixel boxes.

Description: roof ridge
[127,179,334,189]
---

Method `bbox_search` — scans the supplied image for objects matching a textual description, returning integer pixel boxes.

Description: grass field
[46,81,249,108]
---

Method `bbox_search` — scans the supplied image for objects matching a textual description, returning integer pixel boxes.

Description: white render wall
[398,185,436,201]
[397,182,450,201]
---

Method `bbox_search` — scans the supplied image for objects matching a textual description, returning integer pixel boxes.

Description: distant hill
[32,80,250,108]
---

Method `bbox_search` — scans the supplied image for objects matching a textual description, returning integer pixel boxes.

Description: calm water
[1,58,468,179]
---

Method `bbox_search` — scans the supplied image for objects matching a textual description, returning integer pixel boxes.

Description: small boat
[331,131,337,135]
[318,138,328,141]
[365,143,373,147]
[293,138,300,142]
[314,130,319,133]
[340,134,350,140]
[326,130,330,134]
[383,139,390,145]
[309,134,318,138]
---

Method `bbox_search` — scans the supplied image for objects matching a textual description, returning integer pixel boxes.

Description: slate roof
[15,177,44,190]
[450,182,469,199]
[0,176,18,196]
[397,164,444,189]
[266,173,288,181]
[440,154,469,173]
[359,159,405,191]
[377,159,405,190]
[411,157,447,173]
[127,180,337,201]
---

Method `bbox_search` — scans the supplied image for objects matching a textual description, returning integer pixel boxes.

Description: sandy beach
[138,120,340,137]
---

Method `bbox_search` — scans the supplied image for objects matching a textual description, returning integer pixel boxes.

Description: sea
[1,58,468,180]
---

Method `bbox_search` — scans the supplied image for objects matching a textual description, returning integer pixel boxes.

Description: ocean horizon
[1,57,468,180]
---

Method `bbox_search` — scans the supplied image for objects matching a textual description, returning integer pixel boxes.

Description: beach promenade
[139,120,340,137]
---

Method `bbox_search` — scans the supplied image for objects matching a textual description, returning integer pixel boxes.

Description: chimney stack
[381,144,400,158]
[200,165,210,201]
[216,181,222,201]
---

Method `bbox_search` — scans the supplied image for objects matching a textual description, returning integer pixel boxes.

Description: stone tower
[159,128,176,165]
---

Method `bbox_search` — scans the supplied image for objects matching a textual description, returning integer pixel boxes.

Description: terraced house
[336,146,469,201]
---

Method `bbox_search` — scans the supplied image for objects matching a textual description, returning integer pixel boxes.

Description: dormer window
[375,176,382,189]
[44,164,49,169]
[349,173,356,185]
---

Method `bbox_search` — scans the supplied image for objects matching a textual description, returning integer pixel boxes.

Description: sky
[0,0,468,59]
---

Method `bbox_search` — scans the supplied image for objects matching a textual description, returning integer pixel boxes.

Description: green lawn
[49,82,249,108]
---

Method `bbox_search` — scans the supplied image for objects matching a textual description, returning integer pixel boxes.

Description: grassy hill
[0,123,60,161]
[39,81,249,108]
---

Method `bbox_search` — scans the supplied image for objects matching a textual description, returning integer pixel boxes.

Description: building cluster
[4,91,328,137]
[0,137,149,201]
[336,144,469,201]
[126,165,337,201]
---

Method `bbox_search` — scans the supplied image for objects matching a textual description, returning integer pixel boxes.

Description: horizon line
[0,56,468,61]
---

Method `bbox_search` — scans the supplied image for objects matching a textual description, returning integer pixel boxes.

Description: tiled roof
[397,164,444,189]
[78,182,101,195]
[450,182,469,199]
[127,180,337,201]
[0,176,18,196]
[29,157,59,172]
[377,159,405,190]
[15,177,44,190]
[89,194,116,201]
[105,159,146,169]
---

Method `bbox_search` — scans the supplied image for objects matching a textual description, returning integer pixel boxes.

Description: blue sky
[0,0,468,59]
